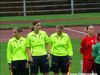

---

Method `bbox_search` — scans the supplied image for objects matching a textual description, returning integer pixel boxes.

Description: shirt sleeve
[80,38,85,55]
[7,40,13,64]
[67,35,73,56]
[92,44,98,58]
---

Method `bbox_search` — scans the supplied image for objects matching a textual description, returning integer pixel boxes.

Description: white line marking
[64,27,87,35]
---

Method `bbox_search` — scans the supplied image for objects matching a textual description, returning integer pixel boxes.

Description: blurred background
[0,0,100,16]
[0,0,100,75]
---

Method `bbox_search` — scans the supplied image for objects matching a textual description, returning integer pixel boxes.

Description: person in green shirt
[92,32,100,75]
[26,20,50,75]
[7,28,29,75]
[50,25,73,75]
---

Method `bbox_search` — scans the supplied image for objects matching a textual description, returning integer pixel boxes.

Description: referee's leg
[39,55,50,75]
[20,60,29,75]
[12,61,20,75]
[60,56,69,75]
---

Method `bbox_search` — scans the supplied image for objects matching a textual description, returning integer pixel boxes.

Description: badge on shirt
[91,40,94,43]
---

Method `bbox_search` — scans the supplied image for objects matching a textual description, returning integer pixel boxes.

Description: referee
[50,25,73,75]
[7,28,29,75]
[26,21,50,75]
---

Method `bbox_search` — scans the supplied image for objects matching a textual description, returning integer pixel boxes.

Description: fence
[0,0,100,16]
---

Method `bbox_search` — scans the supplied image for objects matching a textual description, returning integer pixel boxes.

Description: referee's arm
[7,40,12,64]
[26,47,33,63]
[26,34,33,63]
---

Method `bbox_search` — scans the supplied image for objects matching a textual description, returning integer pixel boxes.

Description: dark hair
[98,32,100,37]
[86,26,89,30]
[31,20,40,31]
[31,26,34,31]
[32,20,40,26]
[13,27,23,32]
[56,25,64,29]
[97,32,100,42]
[85,25,94,30]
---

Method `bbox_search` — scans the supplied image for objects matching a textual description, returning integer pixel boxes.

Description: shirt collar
[13,37,22,41]
[55,32,64,37]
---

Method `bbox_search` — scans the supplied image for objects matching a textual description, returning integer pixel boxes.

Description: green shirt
[92,42,100,64]
[27,30,49,56]
[50,33,73,56]
[7,37,27,64]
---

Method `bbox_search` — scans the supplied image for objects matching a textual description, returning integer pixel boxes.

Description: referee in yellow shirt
[7,28,29,75]
[26,21,50,75]
[50,25,73,75]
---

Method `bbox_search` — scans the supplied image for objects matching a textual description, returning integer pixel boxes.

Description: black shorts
[51,55,69,73]
[11,60,29,75]
[30,55,50,74]
[95,63,100,75]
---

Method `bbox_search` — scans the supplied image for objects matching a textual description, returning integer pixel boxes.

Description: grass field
[0,13,100,29]
[1,13,100,21]
[0,13,99,75]
[0,39,82,75]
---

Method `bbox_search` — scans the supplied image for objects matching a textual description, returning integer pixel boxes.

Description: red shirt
[80,35,97,59]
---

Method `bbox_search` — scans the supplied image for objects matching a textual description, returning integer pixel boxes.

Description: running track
[0,26,100,42]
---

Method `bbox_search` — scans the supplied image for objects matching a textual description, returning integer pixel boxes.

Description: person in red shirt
[80,25,98,73]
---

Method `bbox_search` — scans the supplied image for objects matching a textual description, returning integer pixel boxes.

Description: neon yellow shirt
[50,33,73,56]
[7,37,27,64]
[27,30,49,56]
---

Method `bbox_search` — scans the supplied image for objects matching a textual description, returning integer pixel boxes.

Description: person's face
[56,27,63,35]
[87,26,94,35]
[12,29,20,37]
[34,22,41,30]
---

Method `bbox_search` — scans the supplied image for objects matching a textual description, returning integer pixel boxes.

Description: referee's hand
[8,63,12,69]
[47,53,51,59]
[28,56,33,64]
[68,56,72,64]
[69,59,72,64]
[26,62,30,69]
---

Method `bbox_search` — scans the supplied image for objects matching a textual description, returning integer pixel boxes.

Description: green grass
[0,42,9,75]
[0,39,82,75]
[1,13,100,21]
[0,13,100,29]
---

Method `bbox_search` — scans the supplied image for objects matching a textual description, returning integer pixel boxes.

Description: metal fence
[0,0,100,16]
